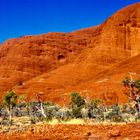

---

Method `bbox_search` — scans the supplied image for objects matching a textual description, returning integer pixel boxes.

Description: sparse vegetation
[122,76,140,117]
[0,78,140,133]
[71,92,85,118]
[2,90,18,124]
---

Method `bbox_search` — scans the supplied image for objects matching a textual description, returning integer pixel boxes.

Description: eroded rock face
[81,2,140,65]
[0,31,93,93]
[1,3,140,104]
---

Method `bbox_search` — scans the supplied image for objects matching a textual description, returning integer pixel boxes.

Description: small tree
[122,77,131,88]
[71,92,85,118]
[122,77,140,116]
[3,90,18,123]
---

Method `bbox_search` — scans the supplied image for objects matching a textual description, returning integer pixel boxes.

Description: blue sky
[0,0,139,43]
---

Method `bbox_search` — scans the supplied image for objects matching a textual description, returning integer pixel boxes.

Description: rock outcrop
[0,2,140,104]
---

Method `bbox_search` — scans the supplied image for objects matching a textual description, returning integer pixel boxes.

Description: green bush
[71,92,85,118]
[2,90,18,123]
[71,92,85,108]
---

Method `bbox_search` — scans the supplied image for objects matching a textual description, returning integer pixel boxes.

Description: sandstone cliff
[0,3,140,104]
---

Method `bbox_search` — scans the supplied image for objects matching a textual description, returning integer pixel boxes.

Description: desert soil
[0,123,140,140]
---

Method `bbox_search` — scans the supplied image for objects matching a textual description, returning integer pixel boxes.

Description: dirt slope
[1,3,140,104]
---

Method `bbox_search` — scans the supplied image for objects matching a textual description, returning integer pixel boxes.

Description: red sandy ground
[0,123,140,140]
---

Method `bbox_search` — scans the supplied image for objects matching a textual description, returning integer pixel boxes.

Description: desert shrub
[122,77,140,114]
[85,99,102,119]
[105,104,124,122]
[121,104,129,113]
[128,106,136,114]
[2,90,18,124]
[55,108,72,121]
[121,103,136,115]
[43,105,60,122]
[30,117,37,124]
[71,92,85,108]
[93,106,106,121]
[0,105,3,117]
[71,92,85,118]
[122,77,130,87]
[18,102,41,123]
[111,115,123,122]
[81,107,88,118]
[135,80,140,91]
[3,90,17,107]
[13,106,23,117]
[44,105,59,114]
[43,109,54,122]
[1,88,140,125]
[72,107,82,118]
[1,119,13,126]
[106,107,118,120]
[43,102,55,106]
[0,110,8,124]
[28,102,46,122]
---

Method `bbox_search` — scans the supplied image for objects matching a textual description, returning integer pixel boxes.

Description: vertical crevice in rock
[124,24,127,50]
[126,26,131,51]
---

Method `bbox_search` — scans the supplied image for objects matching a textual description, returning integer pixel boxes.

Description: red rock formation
[1,2,140,104]
[0,31,93,93]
